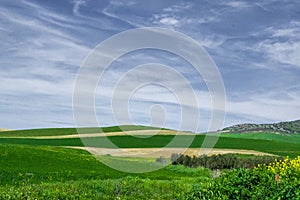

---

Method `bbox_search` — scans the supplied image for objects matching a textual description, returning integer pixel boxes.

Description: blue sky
[0,0,300,131]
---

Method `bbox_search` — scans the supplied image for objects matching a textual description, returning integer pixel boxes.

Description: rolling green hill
[0,123,299,158]
[0,144,209,184]
[0,144,211,199]
[0,134,299,157]
[0,125,167,137]
[0,124,299,199]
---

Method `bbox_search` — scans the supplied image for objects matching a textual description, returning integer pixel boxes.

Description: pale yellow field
[65,147,275,158]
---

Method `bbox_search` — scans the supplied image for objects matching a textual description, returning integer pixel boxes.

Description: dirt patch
[65,147,276,157]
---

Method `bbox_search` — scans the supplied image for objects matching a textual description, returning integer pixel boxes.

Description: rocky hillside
[222,119,300,134]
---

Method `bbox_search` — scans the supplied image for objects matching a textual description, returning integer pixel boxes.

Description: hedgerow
[171,153,282,170]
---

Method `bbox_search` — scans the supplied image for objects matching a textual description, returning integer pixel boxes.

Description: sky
[0,0,300,131]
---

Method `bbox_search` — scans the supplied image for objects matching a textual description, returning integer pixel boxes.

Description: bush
[188,157,300,200]
[156,156,167,165]
[171,153,282,170]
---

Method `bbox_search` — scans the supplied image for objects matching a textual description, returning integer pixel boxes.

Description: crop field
[0,134,299,157]
[0,127,299,199]
[0,125,165,137]
[0,143,210,199]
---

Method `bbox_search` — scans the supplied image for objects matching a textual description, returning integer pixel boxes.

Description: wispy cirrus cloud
[254,22,300,68]
[0,0,91,129]
[72,0,88,16]
[1,0,300,131]
[223,1,252,9]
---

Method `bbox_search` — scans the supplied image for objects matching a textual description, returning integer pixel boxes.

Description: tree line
[169,153,283,170]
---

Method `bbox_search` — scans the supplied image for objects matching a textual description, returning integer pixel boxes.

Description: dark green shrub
[171,153,282,170]
[188,167,300,200]
[156,156,167,164]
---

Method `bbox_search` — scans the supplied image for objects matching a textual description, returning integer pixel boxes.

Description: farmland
[0,125,165,137]
[0,143,210,199]
[0,126,299,199]
[0,134,299,157]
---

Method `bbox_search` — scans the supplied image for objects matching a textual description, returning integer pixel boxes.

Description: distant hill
[0,128,10,132]
[222,119,300,134]
[0,125,169,137]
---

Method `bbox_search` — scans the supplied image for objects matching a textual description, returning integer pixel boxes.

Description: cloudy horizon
[1,0,300,131]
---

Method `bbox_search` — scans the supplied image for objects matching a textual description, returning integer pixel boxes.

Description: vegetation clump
[171,153,282,170]
[188,156,300,199]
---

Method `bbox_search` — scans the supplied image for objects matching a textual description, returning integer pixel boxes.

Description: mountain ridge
[222,119,300,134]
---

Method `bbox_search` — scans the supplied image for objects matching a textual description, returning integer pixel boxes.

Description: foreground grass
[0,144,211,199]
[0,176,200,200]
[0,143,299,199]
[0,144,210,186]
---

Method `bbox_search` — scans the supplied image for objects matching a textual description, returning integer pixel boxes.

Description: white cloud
[272,28,298,38]
[1,0,300,130]
[224,1,251,9]
[266,22,300,38]
[151,1,217,28]
[225,88,300,124]
[0,0,93,129]
[245,21,300,68]
[151,14,218,29]
[163,2,192,12]
[0,1,91,66]
[257,41,300,67]
[158,17,180,26]
[109,0,137,6]
[0,6,81,43]
[23,0,84,28]
[196,35,226,49]
[72,0,87,16]
[256,23,300,67]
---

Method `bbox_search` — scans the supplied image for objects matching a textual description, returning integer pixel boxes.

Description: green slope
[0,144,210,186]
[0,135,299,157]
[0,125,167,137]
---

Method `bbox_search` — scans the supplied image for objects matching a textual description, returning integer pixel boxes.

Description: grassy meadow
[0,134,299,157]
[0,126,299,199]
[0,125,165,137]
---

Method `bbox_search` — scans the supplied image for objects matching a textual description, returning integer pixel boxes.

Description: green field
[0,144,210,199]
[0,134,299,157]
[0,127,299,199]
[0,125,166,137]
